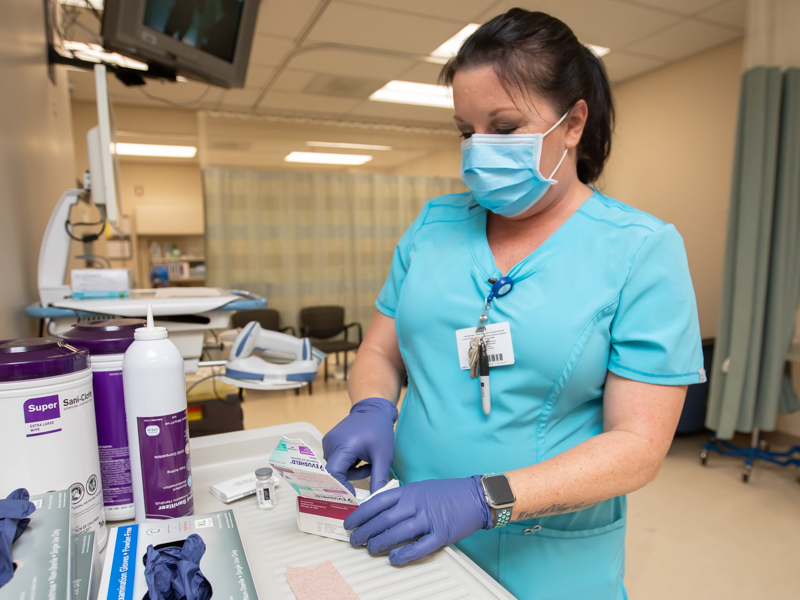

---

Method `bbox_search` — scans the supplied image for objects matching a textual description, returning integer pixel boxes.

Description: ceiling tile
[271,69,318,93]
[616,0,723,16]
[249,34,295,67]
[244,65,276,89]
[338,0,498,22]
[623,18,742,60]
[601,51,666,83]
[477,0,683,48]
[217,88,265,109]
[255,0,320,39]
[396,61,448,86]
[306,2,467,55]
[257,91,364,114]
[697,0,747,30]
[349,99,458,124]
[289,48,414,80]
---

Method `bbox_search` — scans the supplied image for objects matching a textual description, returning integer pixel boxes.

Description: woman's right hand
[322,397,398,495]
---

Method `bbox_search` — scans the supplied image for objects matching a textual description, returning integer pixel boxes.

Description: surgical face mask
[460,112,569,218]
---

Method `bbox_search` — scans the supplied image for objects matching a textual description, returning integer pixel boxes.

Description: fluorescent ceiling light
[427,23,481,64]
[60,0,104,8]
[285,152,373,165]
[370,81,453,109]
[306,141,392,151]
[586,43,611,57]
[63,41,148,71]
[115,143,197,158]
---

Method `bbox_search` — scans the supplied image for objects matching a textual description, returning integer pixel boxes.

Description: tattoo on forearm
[514,501,600,521]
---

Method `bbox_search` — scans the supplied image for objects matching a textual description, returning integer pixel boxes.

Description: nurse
[323,8,704,600]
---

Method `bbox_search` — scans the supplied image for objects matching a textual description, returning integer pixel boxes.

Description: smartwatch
[480,473,516,528]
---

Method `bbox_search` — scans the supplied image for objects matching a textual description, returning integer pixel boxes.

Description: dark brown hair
[441,8,614,184]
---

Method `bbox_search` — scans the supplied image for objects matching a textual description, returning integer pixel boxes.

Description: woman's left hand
[344,476,493,566]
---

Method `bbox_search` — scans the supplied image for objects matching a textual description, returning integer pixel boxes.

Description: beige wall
[603,39,743,340]
[393,149,461,178]
[71,101,204,284]
[0,1,76,339]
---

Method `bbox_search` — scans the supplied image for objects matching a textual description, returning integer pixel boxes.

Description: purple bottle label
[93,370,133,507]
[23,394,62,437]
[137,410,194,520]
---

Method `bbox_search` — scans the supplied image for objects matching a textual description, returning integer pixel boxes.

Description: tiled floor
[240,366,800,599]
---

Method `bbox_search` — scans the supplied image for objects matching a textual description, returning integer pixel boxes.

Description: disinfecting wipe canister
[123,305,194,522]
[0,338,107,548]
[60,319,144,522]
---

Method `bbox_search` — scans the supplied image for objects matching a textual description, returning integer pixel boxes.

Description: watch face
[483,475,515,506]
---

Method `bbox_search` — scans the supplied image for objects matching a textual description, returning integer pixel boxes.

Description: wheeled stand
[700,428,800,483]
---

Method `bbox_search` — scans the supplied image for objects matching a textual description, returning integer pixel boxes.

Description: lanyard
[473,276,514,415]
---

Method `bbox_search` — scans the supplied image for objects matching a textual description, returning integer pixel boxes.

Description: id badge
[456,322,516,369]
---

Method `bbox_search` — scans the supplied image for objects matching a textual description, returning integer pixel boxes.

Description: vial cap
[255,467,273,480]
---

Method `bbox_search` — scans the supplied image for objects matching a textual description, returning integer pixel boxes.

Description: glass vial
[255,467,278,511]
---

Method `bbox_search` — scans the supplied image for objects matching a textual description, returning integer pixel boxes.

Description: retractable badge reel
[470,276,513,416]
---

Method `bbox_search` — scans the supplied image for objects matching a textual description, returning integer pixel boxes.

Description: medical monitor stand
[38,64,123,307]
[89,64,121,226]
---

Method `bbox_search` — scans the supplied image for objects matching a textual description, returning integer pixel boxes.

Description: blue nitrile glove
[0,488,36,587]
[322,397,398,495]
[144,534,212,600]
[344,475,493,566]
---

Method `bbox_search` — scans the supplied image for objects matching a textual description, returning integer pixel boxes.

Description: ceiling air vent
[301,74,387,99]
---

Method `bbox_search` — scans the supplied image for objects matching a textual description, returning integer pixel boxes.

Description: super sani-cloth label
[137,409,194,519]
[17,385,105,537]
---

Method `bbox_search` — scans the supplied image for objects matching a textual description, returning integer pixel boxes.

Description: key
[468,335,481,379]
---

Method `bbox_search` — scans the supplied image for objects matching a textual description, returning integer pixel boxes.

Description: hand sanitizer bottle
[122,304,194,522]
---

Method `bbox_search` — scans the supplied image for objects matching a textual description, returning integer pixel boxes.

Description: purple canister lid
[59,318,145,355]
[0,338,90,382]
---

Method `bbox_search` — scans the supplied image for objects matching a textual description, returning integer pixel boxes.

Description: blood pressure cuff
[0,488,36,588]
[144,534,212,600]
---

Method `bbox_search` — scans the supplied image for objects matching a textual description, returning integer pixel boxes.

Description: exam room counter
[98,423,515,600]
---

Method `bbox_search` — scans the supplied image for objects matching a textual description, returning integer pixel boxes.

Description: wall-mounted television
[102,0,261,88]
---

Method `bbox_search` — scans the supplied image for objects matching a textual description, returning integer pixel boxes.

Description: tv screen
[103,0,260,88]
[143,0,244,64]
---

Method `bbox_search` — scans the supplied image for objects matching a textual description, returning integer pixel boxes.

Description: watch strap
[491,507,512,528]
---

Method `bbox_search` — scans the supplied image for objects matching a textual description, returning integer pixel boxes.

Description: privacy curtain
[203,168,465,330]
[705,67,800,438]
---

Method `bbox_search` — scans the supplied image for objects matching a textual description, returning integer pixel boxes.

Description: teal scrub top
[376,190,704,600]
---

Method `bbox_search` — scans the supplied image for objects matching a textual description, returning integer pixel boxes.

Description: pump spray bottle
[122,304,194,522]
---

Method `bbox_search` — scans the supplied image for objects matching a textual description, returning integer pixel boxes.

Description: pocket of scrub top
[498,517,627,600]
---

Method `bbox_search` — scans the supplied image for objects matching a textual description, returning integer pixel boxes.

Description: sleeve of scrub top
[375,204,431,318]
[608,223,704,385]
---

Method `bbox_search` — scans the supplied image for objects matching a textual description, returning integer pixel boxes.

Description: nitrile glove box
[97,510,258,600]
[71,531,99,600]
[71,269,132,299]
[0,490,72,600]
[269,436,397,542]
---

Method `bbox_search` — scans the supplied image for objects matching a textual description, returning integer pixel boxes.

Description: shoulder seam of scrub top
[582,191,666,231]
[423,193,479,225]
[616,221,673,297]
[576,209,658,233]
[374,200,438,319]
